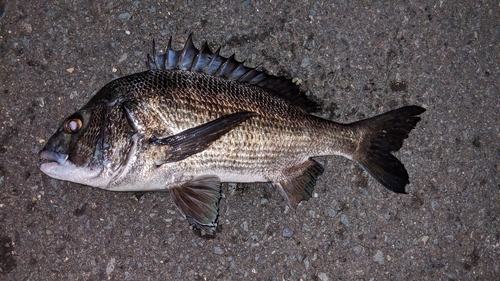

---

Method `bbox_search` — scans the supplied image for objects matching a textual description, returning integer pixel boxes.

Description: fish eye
[64,118,83,134]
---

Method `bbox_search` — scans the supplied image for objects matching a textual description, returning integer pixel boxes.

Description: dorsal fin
[147,34,320,113]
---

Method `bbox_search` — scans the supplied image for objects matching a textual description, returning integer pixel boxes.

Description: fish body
[39,35,425,234]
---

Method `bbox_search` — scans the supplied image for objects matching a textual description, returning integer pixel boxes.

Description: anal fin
[275,159,325,209]
[170,175,222,235]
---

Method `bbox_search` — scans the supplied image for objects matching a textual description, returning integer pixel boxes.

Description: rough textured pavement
[1,0,499,280]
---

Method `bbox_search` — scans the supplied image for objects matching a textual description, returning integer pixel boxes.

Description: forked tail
[352,106,426,193]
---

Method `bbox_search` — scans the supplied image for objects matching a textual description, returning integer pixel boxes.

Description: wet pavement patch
[0,235,16,274]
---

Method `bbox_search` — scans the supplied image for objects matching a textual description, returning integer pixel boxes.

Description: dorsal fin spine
[215,54,233,77]
[205,47,221,74]
[211,48,226,75]
[147,35,320,113]
[237,68,258,83]
[166,37,173,69]
[192,41,209,72]
[177,37,188,70]
[249,73,266,85]
[190,43,203,71]
[180,35,198,70]
[228,60,246,80]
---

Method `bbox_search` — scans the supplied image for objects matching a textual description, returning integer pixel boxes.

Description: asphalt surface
[1,0,499,280]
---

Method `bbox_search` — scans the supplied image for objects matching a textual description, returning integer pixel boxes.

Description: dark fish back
[147,35,319,113]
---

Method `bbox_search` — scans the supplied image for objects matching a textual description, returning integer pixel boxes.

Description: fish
[39,35,425,235]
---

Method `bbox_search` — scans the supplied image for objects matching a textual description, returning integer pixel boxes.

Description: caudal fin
[353,106,425,193]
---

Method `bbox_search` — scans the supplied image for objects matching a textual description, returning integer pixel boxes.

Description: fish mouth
[39,150,69,166]
[38,149,107,187]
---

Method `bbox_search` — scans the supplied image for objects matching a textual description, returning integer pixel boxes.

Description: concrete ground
[0,0,498,280]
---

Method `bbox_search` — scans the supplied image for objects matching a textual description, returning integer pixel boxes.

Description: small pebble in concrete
[282,227,294,238]
[373,250,384,265]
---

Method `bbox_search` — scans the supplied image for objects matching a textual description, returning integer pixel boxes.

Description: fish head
[39,88,137,188]
[39,102,108,186]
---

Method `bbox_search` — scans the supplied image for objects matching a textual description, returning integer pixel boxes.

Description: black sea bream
[39,35,425,234]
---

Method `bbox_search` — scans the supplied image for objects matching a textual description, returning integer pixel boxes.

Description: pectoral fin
[275,159,325,209]
[170,175,222,235]
[151,111,258,165]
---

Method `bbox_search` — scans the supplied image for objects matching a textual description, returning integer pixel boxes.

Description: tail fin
[353,106,425,193]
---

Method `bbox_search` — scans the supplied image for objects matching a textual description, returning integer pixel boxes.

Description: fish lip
[39,150,69,166]
[38,149,105,185]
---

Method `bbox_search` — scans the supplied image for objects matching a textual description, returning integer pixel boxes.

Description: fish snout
[39,150,68,165]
